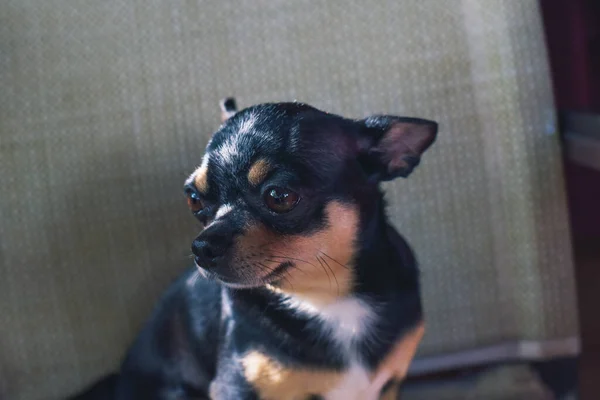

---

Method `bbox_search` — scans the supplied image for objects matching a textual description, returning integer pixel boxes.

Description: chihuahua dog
[70,98,437,400]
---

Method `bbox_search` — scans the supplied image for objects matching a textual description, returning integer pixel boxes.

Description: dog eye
[184,187,204,213]
[264,187,300,213]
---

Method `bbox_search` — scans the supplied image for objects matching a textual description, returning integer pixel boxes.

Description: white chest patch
[324,363,372,400]
[285,296,374,347]
[283,295,377,399]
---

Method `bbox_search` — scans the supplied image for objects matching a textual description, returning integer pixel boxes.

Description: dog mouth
[262,261,293,282]
[194,261,293,288]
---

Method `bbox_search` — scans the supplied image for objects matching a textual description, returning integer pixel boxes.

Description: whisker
[265,258,308,275]
[320,252,349,270]
[267,253,318,268]
[260,261,295,291]
[319,255,340,296]
[256,261,277,275]
[281,268,295,291]
[315,255,332,289]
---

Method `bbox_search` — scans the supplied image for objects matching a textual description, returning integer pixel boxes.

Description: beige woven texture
[0,1,577,399]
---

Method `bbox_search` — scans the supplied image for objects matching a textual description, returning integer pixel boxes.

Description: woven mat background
[0,1,577,399]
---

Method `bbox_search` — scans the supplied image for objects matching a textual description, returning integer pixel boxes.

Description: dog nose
[192,239,227,269]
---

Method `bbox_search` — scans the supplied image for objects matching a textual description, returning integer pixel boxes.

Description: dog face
[185,101,437,300]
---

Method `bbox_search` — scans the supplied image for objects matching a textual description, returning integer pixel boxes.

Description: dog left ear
[220,97,238,123]
[357,116,438,181]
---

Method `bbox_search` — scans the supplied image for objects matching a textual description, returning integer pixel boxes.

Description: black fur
[68,101,437,400]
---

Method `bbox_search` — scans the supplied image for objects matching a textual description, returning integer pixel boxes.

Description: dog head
[185,99,437,301]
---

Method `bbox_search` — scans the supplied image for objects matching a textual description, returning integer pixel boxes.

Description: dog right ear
[220,97,238,123]
[357,115,438,181]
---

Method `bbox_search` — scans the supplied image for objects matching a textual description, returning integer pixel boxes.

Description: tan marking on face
[193,165,209,194]
[242,351,343,400]
[247,159,271,187]
[234,201,359,305]
[370,321,424,390]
